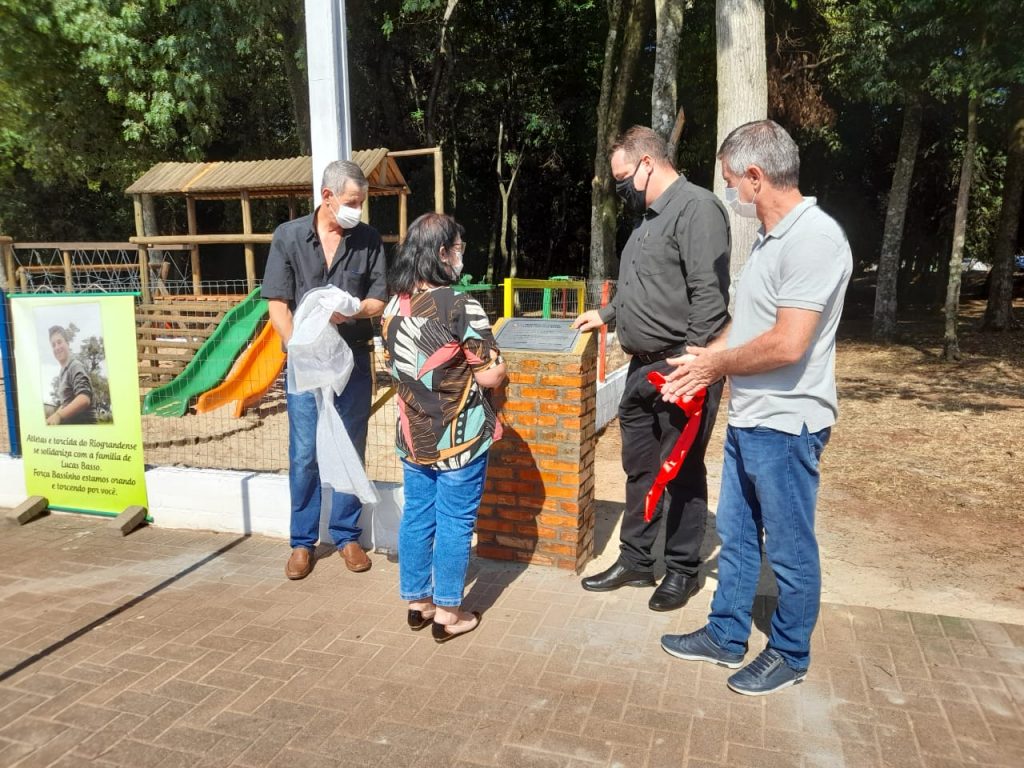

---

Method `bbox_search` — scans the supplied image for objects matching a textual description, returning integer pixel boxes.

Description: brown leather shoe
[285,547,313,580]
[340,542,371,572]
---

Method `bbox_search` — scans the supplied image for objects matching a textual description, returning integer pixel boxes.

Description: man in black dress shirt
[573,126,730,611]
[261,160,387,580]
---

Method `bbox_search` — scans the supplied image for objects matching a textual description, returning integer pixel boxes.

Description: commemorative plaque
[478,315,597,571]
[493,318,581,353]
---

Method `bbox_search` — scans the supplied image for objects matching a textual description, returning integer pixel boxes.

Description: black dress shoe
[581,561,656,592]
[649,572,700,611]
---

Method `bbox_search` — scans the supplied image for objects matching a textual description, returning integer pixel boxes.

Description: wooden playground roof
[125,150,410,200]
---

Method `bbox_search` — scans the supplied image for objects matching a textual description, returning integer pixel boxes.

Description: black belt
[626,346,684,365]
[341,338,374,350]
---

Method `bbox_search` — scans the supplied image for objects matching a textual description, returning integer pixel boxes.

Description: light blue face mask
[724,186,758,219]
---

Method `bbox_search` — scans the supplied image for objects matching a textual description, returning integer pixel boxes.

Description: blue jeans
[398,454,489,607]
[707,424,831,671]
[287,347,371,550]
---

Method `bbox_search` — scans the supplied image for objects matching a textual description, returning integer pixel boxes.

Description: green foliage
[0,0,305,238]
[348,0,606,276]
[78,335,111,412]
[1,0,1021,289]
[823,0,947,105]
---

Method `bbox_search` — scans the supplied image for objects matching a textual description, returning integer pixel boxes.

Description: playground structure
[1,147,441,388]
[141,289,268,417]
[134,276,600,428]
[123,148,434,299]
[3,174,618,483]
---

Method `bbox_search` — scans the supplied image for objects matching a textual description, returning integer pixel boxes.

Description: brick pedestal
[476,327,597,571]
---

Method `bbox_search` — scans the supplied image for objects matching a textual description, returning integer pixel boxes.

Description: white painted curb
[0,358,624,543]
[0,455,402,552]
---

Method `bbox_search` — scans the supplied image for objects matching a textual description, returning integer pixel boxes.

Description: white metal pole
[304,0,353,200]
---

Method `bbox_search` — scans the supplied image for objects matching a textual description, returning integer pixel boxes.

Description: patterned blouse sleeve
[450,294,499,373]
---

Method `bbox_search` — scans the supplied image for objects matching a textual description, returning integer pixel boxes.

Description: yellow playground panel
[502,277,586,319]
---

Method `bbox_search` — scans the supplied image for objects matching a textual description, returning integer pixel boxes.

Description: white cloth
[287,286,378,504]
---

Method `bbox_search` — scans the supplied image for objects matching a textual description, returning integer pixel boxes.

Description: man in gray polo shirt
[262,160,387,580]
[658,120,852,696]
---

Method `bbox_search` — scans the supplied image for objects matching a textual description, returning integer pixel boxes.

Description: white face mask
[333,202,363,229]
[447,255,463,279]
[724,185,759,219]
[445,243,465,279]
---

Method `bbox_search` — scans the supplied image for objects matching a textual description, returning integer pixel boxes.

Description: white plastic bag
[287,286,379,504]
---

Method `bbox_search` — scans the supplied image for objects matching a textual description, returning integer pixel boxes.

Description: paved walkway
[0,513,1021,768]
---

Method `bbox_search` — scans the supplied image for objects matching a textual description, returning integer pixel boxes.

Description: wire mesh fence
[0,362,11,456]
[0,277,621,482]
[7,243,195,296]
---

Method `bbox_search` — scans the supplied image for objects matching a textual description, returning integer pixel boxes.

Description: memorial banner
[11,294,147,515]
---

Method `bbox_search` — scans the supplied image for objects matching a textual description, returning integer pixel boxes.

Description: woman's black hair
[388,212,464,295]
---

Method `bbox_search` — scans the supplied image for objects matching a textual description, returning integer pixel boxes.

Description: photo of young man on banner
[10,294,146,516]
[36,303,111,426]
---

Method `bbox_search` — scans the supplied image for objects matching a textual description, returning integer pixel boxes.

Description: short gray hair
[321,160,369,195]
[717,120,800,189]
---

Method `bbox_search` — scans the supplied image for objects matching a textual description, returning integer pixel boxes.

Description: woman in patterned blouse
[382,213,506,643]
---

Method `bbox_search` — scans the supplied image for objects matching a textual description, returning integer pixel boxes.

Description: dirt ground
[590,297,1024,625]
[4,293,1021,625]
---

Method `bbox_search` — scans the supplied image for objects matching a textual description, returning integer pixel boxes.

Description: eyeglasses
[452,242,467,256]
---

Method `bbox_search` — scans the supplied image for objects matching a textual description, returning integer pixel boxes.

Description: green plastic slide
[142,288,268,417]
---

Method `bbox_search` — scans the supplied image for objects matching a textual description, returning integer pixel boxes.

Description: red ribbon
[643,371,706,523]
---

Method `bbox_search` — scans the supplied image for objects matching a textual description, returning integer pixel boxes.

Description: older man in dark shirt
[574,126,730,611]
[261,159,387,580]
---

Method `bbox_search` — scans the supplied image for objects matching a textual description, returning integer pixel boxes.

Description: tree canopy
[0,0,1021,314]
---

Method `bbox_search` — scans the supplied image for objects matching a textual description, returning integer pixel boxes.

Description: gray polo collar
[760,196,818,242]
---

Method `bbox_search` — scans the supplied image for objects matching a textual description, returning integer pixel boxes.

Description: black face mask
[615,159,649,215]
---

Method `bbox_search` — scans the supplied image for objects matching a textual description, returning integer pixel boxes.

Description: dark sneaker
[660,627,745,669]
[727,648,807,696]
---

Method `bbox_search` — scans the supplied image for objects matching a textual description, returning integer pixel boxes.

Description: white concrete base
[595,363,628,431]
[1,363,618,543]
[0,454,27,508]
[146,466,403,552]
[0,456,403,552]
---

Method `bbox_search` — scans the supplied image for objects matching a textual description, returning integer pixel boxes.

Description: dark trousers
[617,356,723,577]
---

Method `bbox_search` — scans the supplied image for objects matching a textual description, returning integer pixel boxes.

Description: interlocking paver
[0,514,1022,767]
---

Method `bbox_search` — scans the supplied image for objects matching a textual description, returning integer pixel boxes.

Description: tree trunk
[715,0,767,286]
[872,94,923,340]
[943,93,979,362]
[652,0,684,144]
[497,119,510,278]
[279,0,310,155]
[485,194,500,283]
[500,165,522,279]
[499,187,511,279]
[141,195,167,295]
[425,0,460,146]
[511,195,519,277]
[589,0,650,282]
[983,83,1024,331]
[493,117,520,280]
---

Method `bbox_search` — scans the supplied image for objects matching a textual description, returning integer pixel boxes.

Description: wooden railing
[1,236,13,292]
[4,237,270,302]
[129,234,273,299]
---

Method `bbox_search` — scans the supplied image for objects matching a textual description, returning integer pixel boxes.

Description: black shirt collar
[646,174,687,217]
